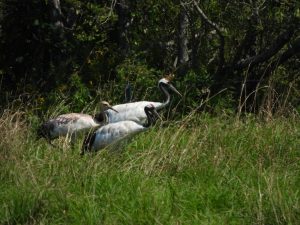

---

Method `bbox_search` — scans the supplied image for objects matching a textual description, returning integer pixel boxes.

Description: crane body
[81,104,159,154]
[37,101,118,145]
[106,77,181,124]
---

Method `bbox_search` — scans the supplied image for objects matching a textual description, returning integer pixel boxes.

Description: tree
[115,0,131,57]
[177,1,189,76]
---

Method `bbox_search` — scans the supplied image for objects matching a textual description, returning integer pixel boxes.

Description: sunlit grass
[0,108,299,224]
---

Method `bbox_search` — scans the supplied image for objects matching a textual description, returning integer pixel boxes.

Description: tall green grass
[0,108,299,224]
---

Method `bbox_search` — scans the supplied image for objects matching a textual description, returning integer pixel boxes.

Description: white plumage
[106,77,181,124]
[37,101,118,145]
[81,104,159,154]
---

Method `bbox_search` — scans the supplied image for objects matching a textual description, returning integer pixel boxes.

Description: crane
[81,104,160,154]
[37,101,118,145]
[106,75,181,124]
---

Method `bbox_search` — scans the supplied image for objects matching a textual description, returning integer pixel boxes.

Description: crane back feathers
[37,113,103,141]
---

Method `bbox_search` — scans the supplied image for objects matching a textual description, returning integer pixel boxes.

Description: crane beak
[168,83,182,97]
[152,109,162,120]
[108,106,119,113]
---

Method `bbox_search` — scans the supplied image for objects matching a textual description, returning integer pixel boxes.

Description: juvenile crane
[37,101,118,145]
[81,104,160,154]
[106,74,181,124]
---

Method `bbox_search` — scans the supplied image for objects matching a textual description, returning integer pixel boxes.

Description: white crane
[105,75,182,124]
[37,101,118,145]
[81,104,160,154]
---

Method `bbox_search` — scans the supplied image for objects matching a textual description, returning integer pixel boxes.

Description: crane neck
[81,129,97,154]
[143,108,154,128]
[156,82,171,111]
[94,111,108,124]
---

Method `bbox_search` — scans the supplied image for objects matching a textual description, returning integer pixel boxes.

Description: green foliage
[210,92,236,115]
[68,73,91,111]
[37,73,92,115]
[0,0,299,112]
[116,58,161,103]
[179,69,211,112]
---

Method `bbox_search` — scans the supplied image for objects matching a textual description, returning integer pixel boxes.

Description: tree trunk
[116,0,130,57]
[178,2,189,76]
[49,0,64,30]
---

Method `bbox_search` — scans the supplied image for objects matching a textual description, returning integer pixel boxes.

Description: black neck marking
[143,107,157,128]
[94,111,108,123]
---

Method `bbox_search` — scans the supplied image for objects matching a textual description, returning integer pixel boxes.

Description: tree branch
[276,37,300,65]
[267,37,300,73]
[49,0,64,29]
[232,5,259,65]
[192,1,223,36]
[235,26,296,70]
[192,0,225,75]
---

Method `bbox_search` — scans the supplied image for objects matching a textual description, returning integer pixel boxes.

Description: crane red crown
[165,73,175,81]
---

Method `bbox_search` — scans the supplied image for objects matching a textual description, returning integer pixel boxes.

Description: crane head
[158,78,182,97]
[100,101,118,113]
[165,73,175,81]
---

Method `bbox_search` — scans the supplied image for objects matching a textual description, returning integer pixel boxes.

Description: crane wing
[107,101,162,124]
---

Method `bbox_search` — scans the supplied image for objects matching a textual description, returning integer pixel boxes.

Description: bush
[116,58,161,103]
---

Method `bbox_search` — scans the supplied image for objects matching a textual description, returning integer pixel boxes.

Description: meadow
[0,106,299,225]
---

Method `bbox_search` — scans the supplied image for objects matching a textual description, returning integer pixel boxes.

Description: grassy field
[0,109,299,224]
